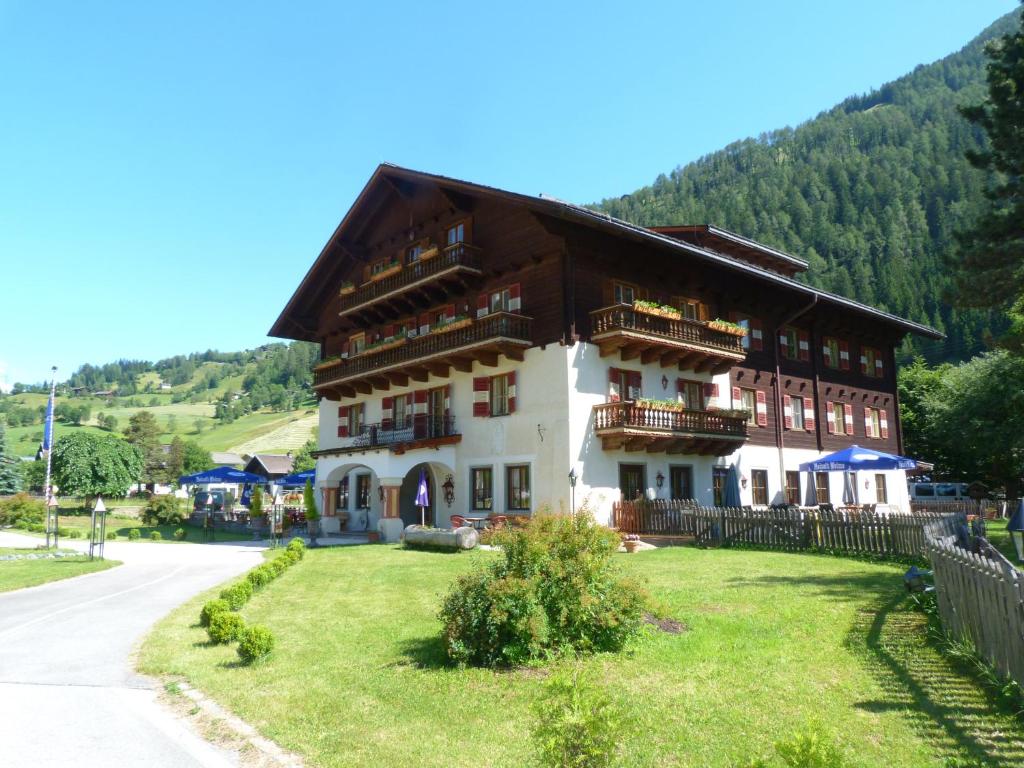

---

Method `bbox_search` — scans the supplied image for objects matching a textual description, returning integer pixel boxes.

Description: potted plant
[637,397,685,412]
[369,260,402,282]
[303,479,320,547]
[431,315,473,335]
[633,299,682,320]
[419,244,439,261]
[708,318,749,336]
[339,281,355,296]
[249,486,265,541]
[622,533,641,553]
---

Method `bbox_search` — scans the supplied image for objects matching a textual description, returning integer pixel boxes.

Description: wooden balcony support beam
[368,376,390,391]
[498,345,525,362]
[408,367,430,383]
[352,380,372,395]
[619,342,646,361]
[425,363,450,378]
[385,372,409,387]
[450,356,475,373]
[475,351,499,368]
[640,347,663,365]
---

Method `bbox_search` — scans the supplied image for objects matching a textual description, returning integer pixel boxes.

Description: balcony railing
[338,243,483,317]
[320,415,459,454]
[590,305,747,358]
[594,402,749,437]
[314,311,532,390]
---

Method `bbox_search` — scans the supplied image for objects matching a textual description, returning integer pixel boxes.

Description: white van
[908,481,970,501]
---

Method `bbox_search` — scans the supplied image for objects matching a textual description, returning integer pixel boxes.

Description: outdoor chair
[449,514,468,529]
[488,515,509,529]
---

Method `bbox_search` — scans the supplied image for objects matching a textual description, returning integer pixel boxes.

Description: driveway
[0,531,265,767]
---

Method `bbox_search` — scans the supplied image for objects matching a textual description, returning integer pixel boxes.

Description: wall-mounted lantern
[442,474,455,507]
[656,471,665,489]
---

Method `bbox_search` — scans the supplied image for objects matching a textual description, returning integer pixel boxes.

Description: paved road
[0,532,265,767]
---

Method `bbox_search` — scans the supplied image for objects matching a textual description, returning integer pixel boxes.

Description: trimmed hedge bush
[267,557,287,577]
[237,625,275,665]
[128,529,141,541]
[220,580,254,611]
[287,538,306,559]
[246,565,274,590]
[439,508,648,667]
[173,527,187,541]
[207,611,245,644]
[150,531,162,541]
[106,531,117,540]
[200,599,230,628]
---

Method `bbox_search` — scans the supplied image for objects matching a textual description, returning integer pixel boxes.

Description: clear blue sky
[0,0,1017,388]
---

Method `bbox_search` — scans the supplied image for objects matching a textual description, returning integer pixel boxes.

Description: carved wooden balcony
[338,243,484,324]
[589,305,747,374]
[314,312,532,397]
[313,415,461,457]
[593,401,748,455]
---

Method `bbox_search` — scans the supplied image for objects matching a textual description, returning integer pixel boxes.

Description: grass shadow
[395,635,452,669]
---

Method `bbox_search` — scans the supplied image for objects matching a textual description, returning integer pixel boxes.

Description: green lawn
[18,514,253,543]
[0,548,119,592]
[985,518,1021,567]
[138,545,1024,767]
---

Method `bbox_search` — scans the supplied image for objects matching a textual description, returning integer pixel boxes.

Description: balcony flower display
[430,314,473,335]
[418,244,439,261]
[339,281,355,296]
[369,260,402,282]
[636,397,686,412]
[633,299,682,320]
[708,318,749,336]
[716,408,752,420]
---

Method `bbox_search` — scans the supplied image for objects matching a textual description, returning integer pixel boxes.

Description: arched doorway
[399,463,434,527]
[323,462,377,533]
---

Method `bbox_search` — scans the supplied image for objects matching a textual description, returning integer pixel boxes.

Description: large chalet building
[271,165,942,541]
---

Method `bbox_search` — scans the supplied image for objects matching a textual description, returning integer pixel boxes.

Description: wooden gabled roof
[270,164,943,342]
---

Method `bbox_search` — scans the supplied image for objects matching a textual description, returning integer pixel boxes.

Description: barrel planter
[402,525,479,550]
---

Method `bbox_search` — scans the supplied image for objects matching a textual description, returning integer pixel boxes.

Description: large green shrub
[287,537,306,558]
[237,625,275,665]
[220,580,253,610]
[439,508,648,666]
[532,666,625,768]
[207,611,245,644]
[0,492,45,526]
[142,494,185,526]
[200,598,230,628]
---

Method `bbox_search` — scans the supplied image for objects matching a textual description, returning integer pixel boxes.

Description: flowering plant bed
[359,337,407,356]
[418,246,439,262]
[636,398,686,412]
[633,300,682,320]
[368,262,402,282]
[314,356,343,370]
[708,318,749,336]
[339,282,355,296]
[430,316,473,335]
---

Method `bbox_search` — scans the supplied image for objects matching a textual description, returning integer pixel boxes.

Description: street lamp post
[568,468,577,515]
[46,494,59,549]
[90,496,107,561]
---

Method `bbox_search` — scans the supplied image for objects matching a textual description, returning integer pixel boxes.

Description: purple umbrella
[415,468,430,525]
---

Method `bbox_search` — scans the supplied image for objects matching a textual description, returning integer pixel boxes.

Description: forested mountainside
[595,11,1020,363]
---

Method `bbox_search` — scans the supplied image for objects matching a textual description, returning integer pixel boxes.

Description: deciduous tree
[51,431,143,498]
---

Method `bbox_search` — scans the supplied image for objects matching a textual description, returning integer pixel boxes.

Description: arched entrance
[323,462,378,533]
[398,462,453,527]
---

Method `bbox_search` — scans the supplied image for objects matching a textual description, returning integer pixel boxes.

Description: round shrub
[237,625,275,665]
[439,508,648,667]
[142,494,186,526]
[219,580,253,610]
[200,598,230,628]
[173,527,186,541]
[266,557,287,577]
[207,611,245,644]
[286,538,306,559]
[279,549,299,567]
[65,529,83,539]
[0,492,45,527]
[106,531,117,540]
[246,565,273,590]
[150,531,162,541]
[127,529,141,541]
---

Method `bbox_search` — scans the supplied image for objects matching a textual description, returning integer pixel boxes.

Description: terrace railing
[593,402,748,438]
[314,311,532,387]
[329,415,458,452]
[589,305,746,356]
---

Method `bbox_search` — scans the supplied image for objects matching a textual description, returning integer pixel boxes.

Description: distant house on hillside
[244,453,294,484]
[210,452,245,468]
[158,382,172,391]
[92,390,115,398]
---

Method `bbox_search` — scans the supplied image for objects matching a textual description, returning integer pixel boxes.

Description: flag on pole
[41,388,55,453]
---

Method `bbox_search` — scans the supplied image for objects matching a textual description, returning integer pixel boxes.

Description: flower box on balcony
[716,408,751,420]
[339,282,355,296]
[633,300,682,320]
[418,246,439,262]
[708,319,749,337]
[314,356,342,370]
[636,398,686,412]
[430,316,473,335]
[369,262,402,282]
[360,337,407,356]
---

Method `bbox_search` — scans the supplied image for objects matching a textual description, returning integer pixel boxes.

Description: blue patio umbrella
[415,468,430,525]
[277,469,316,488]
[178,466,266,485]
[799,445,919,472]
[723,465,742,508]
[842,472,858,505]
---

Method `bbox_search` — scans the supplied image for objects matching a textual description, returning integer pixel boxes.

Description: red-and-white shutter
[732,386,742,409]
[608,368,621,403]
[778,331,790,356]
[628,371,642,400]
[783,394,793,429]
[476,294,489,319]
[419,312,432,336]
[839,341,850,371]
[340,341,349,359]
[844,403,854,435]
[864,407,873,437]
[822,339,834,368]
[798,330,810,362]
[880,409,889,439]
[875,355,884,378]
[703,382,718,408]
[826,402,837,434]
[445,304,456,321]
[384,324,395,341]
[337,405,349,438]
[413,390,429,438]
[803,397,815,432]
[508,283,521,313]
[860,350,869,375]
[755,390,768,427]
[473,377,490,417]
[750,319,764,352]
[507,371,517,413]
[381,397,393,430]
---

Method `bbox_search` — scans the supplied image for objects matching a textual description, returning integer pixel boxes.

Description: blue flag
[42,390,54,452]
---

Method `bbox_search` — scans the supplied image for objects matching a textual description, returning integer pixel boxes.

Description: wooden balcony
[593,401,748,455]
[313,415,461,457]
[589,305,746,374]
[338,243,484,323]
[314,312,532,397]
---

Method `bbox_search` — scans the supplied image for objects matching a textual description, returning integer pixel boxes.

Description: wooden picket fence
[612,499,962,558]
[927,537,1024,688]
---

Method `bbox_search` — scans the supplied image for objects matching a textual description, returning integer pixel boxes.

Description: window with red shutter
[839,341,851,371]
[826,401,837,434]
[803,397,815,431]
[508,283,521,313]
[472,377,489,417]
[750,318,764,352]
[337,405,349,438]
[507,371,517,413]
[755,390,768,427]
[476,294,489,319]
[843,403,854,435]
[783,394,793,429]
[798,330,810,362]
[381,397,394,431]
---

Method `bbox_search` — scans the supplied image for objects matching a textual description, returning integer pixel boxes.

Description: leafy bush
[150,531,162,541]
[532,666,624,768]
[220,580,253,610]
[0,492,45,526]
[128,529,141,541]
[237,625,275,665]
[267,556,288,577]
[279,549,299,567]
[207,611,245,644]
[200,599,230,628]
[287,537,306,558]
[173,527,186,541]
[772,724,847,768]
[246,565,274,590]
[439,507,648,666]
[106,531,117,540]
[66,529,83,539]
[142,494,186,526]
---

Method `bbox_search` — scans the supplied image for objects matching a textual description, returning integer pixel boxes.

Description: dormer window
[446,221,466,246]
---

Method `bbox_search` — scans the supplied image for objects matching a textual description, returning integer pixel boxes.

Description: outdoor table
[463,516,489,530]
